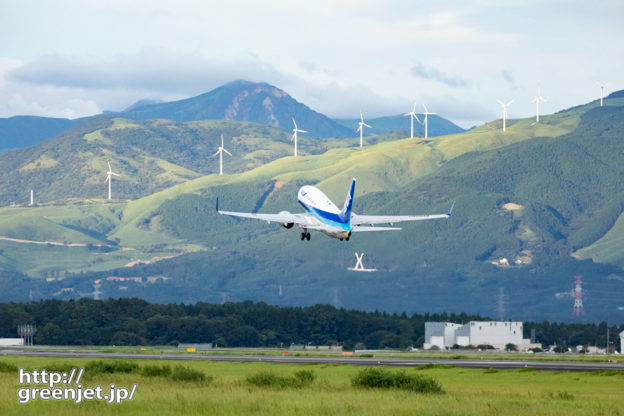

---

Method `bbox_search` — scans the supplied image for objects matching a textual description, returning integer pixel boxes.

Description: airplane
[217,178,454,241]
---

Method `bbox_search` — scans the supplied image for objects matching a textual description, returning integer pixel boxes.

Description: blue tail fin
[339,178,356,222]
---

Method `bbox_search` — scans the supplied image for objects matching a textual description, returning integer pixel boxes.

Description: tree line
[0,298,621,350]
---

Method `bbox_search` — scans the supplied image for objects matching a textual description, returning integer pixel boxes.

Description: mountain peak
[123,98,163,112]
[221,80,291,102]
[121,80,353,137]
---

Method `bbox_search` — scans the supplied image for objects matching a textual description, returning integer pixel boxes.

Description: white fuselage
[297,185,351,239]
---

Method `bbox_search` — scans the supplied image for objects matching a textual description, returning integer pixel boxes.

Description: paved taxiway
[2,349,623,372]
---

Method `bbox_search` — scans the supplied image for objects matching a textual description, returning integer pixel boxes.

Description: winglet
[447,200,456,217]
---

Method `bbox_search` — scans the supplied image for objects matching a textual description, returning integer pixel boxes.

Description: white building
[424,321,538,351]
[424,322,462,349]
[0,338,24,346]
[620,331,624,354]
[455,321,523,348]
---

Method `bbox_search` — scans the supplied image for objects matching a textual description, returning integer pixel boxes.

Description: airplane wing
[351,226,402,232]
[217,198,314,226]
[218,209,313,226]
[351,201,455,226]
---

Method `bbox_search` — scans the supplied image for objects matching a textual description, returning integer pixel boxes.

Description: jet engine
[279,211,294,229]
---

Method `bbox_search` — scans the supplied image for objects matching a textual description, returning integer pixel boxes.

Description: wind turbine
[291,117,307,157]
[104,159,120,200]
[598,82,608,106]
[403,101,421,138]
[532,85,547,123]
[496,99,514,132]
[356,111,372,147]
[421,103,436,139]
[212,134,232,175]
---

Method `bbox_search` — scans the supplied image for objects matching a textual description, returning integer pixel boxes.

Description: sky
[1,0,622,128]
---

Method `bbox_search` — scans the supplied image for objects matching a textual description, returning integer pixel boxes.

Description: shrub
[292,370,315,387]
[85,360,139,375]
[246,370,316,389]
[0,361,17,373]
[544,390,574,400]
[170,365,209,383]
[141,364,172,378]
[416,364,453,370]
[351,368,443,394]
[246,371,282,387]
[42,363,75,373]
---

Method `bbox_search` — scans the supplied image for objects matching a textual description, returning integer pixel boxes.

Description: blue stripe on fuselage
[298,200,351,231]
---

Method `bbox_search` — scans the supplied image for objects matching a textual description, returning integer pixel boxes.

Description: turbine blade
[364,123,372,128]
[292,117,297,129]
[507,99,514,106]
[356,125,362,133]
[496,99,504,106]
[412,101,417,113]
[298,129,308,133]
[223,149,232,156]
[212,150,220,156]
[415,115,421,124]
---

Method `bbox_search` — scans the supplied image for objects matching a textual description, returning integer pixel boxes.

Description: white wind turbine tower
[598,82,608,106]
[104,159,120,200]
[496,99,514,132]
[212,134,232,175]
[403,101,421,138]
[356,110,372,147]
[291,117,307,157]
[421,103,436,139]
[532,85,547,123]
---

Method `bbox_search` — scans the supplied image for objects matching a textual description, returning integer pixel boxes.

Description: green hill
[0,116,380,206]
[0,94,623,322]
[334,113,465,137]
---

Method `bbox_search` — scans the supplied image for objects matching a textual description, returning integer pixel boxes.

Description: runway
[2,349,623,372]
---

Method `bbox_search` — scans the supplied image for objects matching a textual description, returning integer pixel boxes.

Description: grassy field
[575,210,624,268]
[1,355,623,415]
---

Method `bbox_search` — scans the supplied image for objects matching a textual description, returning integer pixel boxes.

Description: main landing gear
[300,229,311,241]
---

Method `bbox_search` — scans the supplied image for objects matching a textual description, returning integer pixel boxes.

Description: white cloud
[0,1,623,126]
[8,49,287,96]
[411,64,470,88]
